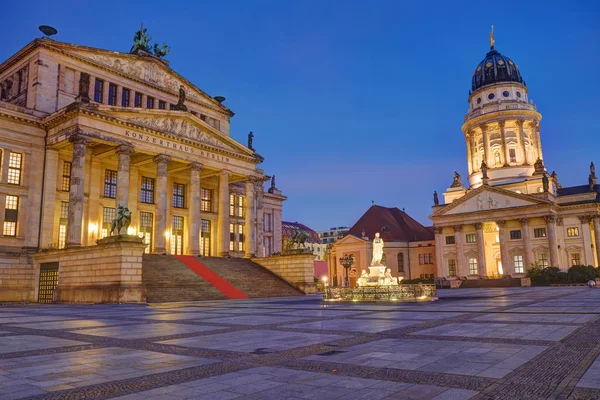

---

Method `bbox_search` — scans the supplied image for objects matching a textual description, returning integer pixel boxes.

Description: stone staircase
[459,278,523,288]
[197,257,304,298]
[142,255,303,302]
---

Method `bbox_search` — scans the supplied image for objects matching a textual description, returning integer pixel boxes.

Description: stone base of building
[0,250,36,302]
[34,235,147,304]
[252,252,317,294]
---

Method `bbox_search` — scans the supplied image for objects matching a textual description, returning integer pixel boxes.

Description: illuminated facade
[0,36,285,301]
[431,32,600,280]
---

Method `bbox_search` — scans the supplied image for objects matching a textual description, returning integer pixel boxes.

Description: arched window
[494,151,502,166]
[397,252,405,273]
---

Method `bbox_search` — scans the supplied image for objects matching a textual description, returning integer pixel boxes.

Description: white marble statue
[357,270,369,287]
[384,268,398,286]
[370,232,385,266]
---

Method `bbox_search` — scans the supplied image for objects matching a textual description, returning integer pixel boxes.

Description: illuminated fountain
[323,232,437,302]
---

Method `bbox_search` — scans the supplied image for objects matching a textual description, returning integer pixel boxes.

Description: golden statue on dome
[490,25,495,49]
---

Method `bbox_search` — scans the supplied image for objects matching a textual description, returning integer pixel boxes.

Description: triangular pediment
[40,40,230,114]
[435,186,551,216]
[335,234,368,246]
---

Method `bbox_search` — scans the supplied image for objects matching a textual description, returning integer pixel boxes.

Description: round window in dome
[486,62,493,68]
[508,60,514,65]
[477,97,482,104]
[488,93,495,100]
[516,91,522,98]
[477,66,482,72]
[498,60,505,66]
[503,91,510,97]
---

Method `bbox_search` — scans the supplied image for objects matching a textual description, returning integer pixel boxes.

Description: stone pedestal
[34,235,146,303]
[253,251,317,294]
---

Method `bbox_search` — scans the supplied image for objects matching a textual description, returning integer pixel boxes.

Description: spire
[489,25,495,49]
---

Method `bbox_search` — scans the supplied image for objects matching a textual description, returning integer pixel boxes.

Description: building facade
[0,35,285,301]
[431,32,600,280]
[329,205,436,285]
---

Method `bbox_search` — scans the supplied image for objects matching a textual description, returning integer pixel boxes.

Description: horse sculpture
[289,228,309,249]
[109,204,132,236]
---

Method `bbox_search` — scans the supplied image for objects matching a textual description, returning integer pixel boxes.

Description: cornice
[462,109,542,132]
[0,106,43,128]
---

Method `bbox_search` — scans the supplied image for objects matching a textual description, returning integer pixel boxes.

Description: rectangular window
[509,148,516,163]
[158,100,166,110]
[146,96,155,109]
[427,253,433,264]
[139,211,153,253]
[140,177,155,204]
[58,201,69,248]
[134,92,142,107]
[101,207,116,239]
[264,213,273,232]
[571,253,581,266]
[229,223,235,251]
[104,170,117,198]
[468,257,478,275]
[173,183,185,208]
[448,259,457,276]
[200,219,211,256]
[61,161,72,192]
[7,152,22,185]
[397,252,404,272]
[419,254,424,265]
[465,233,476,243]
[514,255,524,274]
[539,253,549,268]
[567,227,579,237]
[534,228,546,238]
[238,224,244,252]
[169,104,175,110]
[201,188,212,212]
[94,78,104,103]
[171,216,184,255]
[445,236,455,245]
[108,83,117,105]
[510,230,522,240]
[122,88,130,107]
[229,194,244,217]
[200,114,207,122]
[3,195,18,237]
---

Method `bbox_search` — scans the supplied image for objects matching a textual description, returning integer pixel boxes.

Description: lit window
[94,79,104,103]
[238,224,244,252]
[101,207,115,239]
[173,183,185,208]
[448,259,457,276]
[3,195,18,237]
[509,148,516,163]
[514,255,524,273]
[58,201,68,248]
[510,230,522,240]
[171,216,184,255]
[108,83,117,105]
[201,189,212,212]
[534,228,546,238]
[61,161,71,192]
[538,253,548,268]
[104,170,117,198]
[229,223,234,251]
[468,258,478,275]
[7,152,22,185]
[571,253,581,266]
[229,194,244,217]
[567,227,579,237]
[139,211,153,253]
[140,177,155,204]
[466,233,476,243]
[200,219,211,256]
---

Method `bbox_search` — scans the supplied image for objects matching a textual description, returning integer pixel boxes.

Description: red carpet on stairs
[174,256,248,299]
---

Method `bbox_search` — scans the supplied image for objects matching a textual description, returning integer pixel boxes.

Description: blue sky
[2,0,599,230]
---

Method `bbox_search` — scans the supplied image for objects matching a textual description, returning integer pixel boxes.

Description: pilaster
[545,215,559,268]
[39,148,59,248]
[453,225,465,276]
[474,222,486,277]
[520,218,532,271]
[497,220,512,276]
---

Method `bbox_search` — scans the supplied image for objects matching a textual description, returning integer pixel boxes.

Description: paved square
[0,287,598,399]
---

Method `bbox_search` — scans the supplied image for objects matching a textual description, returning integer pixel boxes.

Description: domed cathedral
[430,27,600,284]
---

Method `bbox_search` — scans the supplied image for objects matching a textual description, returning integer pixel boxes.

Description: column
[244,177,256,258]
[217,169,232,257]
[545,215,559,268]
[188,162,203,256]
[465,133,473,175]
[593,216,600,267]
[533,122,543,161]
[579,216,594,266]
[516,120,528,165]
[39,148,58,248]
[153,154,171,254]
[116,144,134,208]
[65,135,91,248]
[433,227,446,277]
[474,223,487,277]
[520,218,532,271]
[481,125,491,167]
[471,133,479,172]
[499,121,509,166]
[497,220,512,276]
[453,225,465,276]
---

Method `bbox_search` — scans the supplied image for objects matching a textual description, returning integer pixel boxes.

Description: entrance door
[497,259,503,276]
[38,262,59,304]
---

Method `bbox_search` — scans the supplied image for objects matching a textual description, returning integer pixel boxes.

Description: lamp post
[339,254,354,287]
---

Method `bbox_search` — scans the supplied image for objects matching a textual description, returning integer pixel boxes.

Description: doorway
[38,262,59,304]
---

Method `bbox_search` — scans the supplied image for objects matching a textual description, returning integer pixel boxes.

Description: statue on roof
[589,175,595,192]
[131,23,152,53]
[248,131,254,151]
[153,43,170,58]
[489,25,495,49]
[173,85,187,111]
[450,171,463,188]
[433,191,439,206]
[542,174,549,193]
[534,158,545,175]
[481,161,489,180]
[591,162,596,178]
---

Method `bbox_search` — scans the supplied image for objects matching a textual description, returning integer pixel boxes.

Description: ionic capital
[496,220,506,227]
[433,227,443,235]
[116,144,134,155]
[68,133,91,146]
[515,119,525,128]
[498,120,506,129]
[153,154,172,165]
[452,225,463,233]
[187,162,204,172]
[220,169,232,177]
[578,215,592,224]
[474,222,483,230]
[544,215,556,224]
[519,218,529,225]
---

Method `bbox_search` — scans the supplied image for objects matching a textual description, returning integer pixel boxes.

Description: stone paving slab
[283,318,425,333]
[160,329,347,353]
[412,322,579,341]
[353,311,465,320]
[0,335,86,354]
[200,314,312,326]
[6,319,140,330]
[577,355,600,389]
[473,313,596,324]
[74,322,224,339]
[134,312,235,321]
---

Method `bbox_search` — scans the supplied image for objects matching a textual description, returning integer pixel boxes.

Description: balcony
[464,101,538,122]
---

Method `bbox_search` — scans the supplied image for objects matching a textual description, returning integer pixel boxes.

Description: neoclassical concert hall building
[0,33,285,300]
[431,33,600,279]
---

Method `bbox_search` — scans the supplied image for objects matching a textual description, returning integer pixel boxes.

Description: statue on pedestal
[357,270,369,287]
[384,269,398,286]
[370,232,385,266]
[542,174,549,192]
[173,85,187,111]
[248,131,254,151]
[534,158,545,175]
[481,161,489,180]
[110,204,132,235]
[450,171,463,188]
[591,162,596,178]
[433,190,439,206]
